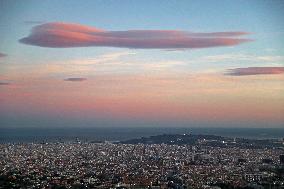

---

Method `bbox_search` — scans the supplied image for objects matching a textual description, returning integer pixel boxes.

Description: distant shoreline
[0,127,283,143]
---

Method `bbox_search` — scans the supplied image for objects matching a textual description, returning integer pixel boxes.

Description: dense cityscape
[1,134,284,189]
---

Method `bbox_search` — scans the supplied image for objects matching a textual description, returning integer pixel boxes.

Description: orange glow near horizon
[1,73,284,124]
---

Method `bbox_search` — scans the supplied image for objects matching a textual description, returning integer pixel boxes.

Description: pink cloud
[19,22,252,49]
[227,67,284,76]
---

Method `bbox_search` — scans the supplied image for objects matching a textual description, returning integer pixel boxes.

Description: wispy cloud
[19,22,252,49]
[226,67,284,76]
[195,54,284,63]
[0,51,139,78]
[64,78,87,82]
[70,51,136,65]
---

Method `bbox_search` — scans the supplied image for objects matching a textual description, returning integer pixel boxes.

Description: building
[280,155,284,164]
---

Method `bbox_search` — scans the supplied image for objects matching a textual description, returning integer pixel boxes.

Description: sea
[0,127,284,143]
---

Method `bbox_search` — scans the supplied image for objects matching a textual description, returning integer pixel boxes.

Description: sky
[0,0,284,128]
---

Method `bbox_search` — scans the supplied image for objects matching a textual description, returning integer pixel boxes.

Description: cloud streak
[226,67,284,76]
[0,52,7,58]
[64,78,87,82]
[19,22,252,49]
[0,82,10,85]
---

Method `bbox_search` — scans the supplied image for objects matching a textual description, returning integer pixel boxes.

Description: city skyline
[0,0,284,128]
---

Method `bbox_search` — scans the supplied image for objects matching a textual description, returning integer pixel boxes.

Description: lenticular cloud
[19,22,252,49]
